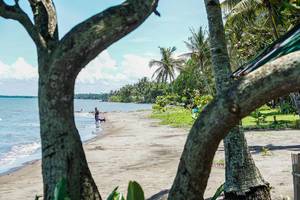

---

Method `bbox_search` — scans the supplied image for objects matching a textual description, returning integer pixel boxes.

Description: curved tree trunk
[0,0,160,199]
[224,126,271,200]
[38,62,101,200]
[167,51,300,200]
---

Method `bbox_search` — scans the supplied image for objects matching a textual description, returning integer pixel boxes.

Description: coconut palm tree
[222,1,300,199]
[182,27,211,71]
[149,47,183,83]
[222,0,300,113]
[181,27,214,95]
[221,0,281,39]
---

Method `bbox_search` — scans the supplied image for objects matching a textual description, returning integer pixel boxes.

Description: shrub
[193,94,213,109]
[107,181,145,200]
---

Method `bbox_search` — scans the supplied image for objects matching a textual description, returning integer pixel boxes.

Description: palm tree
[182,27,211,71]
[181,27,214,95]
[149,47,183,83]
[221,1,299,200]
[222,0,300,114]
[221,0,281,39]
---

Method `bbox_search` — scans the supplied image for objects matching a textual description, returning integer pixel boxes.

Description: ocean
[0,98,152,174]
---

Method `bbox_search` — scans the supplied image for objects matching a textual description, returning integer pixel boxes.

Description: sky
[0,0,208,96]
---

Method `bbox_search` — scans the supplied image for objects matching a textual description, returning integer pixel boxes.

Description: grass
[242,106,300,130]
[151,106,300,130]
[151,107,194,128]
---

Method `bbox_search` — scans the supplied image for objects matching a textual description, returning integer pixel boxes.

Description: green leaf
[53,178,70,200]
[126,181,145,200]
[211,183,224,200]
[107,187,125,200]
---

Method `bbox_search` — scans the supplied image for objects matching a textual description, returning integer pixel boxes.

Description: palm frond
[149,60,164,68]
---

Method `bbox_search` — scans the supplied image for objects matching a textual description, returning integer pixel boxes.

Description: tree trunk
[224,126,271,200]
[167,53,300,200]
[38,61,101,200]
[290,92,300,115]
[203,0,271,199]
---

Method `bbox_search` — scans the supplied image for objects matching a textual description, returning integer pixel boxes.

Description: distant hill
[75,93,110,101]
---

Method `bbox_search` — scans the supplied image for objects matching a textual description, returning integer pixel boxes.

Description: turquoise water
[0,98,151,174]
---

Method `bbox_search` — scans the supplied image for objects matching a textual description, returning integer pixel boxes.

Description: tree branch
[28,0,58,48]
[51,0,159,75]
[169,51,300,199]
[0,0,46,48]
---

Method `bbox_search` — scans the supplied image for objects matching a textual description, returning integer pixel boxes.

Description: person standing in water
[95,107,106,123]
[95,107,100,123]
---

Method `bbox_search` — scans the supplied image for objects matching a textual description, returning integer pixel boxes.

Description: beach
[0,110,299,199]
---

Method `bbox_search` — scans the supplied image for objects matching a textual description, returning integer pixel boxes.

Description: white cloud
[76,51,156,89]
[77,51,120,84]
[0,58,38,80]
[1,51,159,94]
[121,54,155,79]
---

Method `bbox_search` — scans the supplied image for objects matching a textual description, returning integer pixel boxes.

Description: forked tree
[0,0,159,199]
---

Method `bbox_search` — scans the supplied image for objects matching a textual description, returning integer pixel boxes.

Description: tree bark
[38,59,101,200]
[0,1,160,199]
[202,0,271,198]
[290,92,300,115]
[224,127,271,200]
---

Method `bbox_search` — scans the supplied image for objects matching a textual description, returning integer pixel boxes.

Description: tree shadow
[249,144,300,154]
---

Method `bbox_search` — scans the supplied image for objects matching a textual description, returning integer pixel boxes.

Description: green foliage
[126,181,145,200]
[211,183,224,200]
[75,93,110,101]
[109,77,170,103]
[109,95,123,102]
[279,101,296,114]
[250,109,266,125]
[243,106,300,130]
[260,146,272,156]
[223,0,300,70]
[152,103,164,111]
[193,94,213,109]
[107,187,125,200]
[53,178,70,200]
[149,47,184,83]
[151,106,300,130]
[172,56,215,104]
[157,94,180,106]
[107,181,145,200]
[292,119,300,129]
[151,107,194,128]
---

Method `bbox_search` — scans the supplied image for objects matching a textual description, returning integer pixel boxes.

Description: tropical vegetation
[1,0,300,199]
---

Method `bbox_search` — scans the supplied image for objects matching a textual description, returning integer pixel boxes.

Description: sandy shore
[0,111,299,199]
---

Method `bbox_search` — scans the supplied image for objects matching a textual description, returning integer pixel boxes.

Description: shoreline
[0,113,105,177]
[0,110,299,199]
[0,109,147,177]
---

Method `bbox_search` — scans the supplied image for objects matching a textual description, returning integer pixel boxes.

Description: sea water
[0,98,152,174]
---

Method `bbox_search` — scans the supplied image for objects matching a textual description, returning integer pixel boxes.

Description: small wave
[0,118,2,121]
[0,142,41,166]
[75,112,92,117]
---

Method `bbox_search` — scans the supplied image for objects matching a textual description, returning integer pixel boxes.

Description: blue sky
[0,0,208,95]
